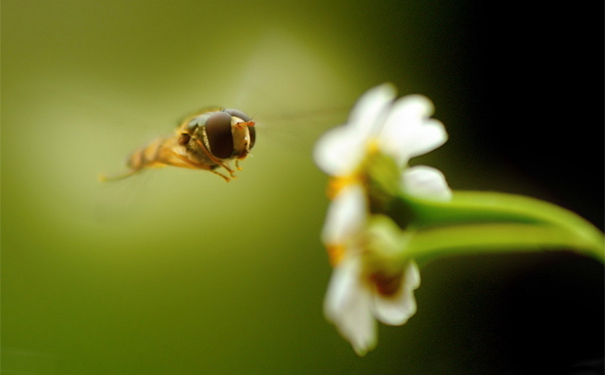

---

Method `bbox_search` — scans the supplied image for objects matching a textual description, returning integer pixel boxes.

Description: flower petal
[314,84,397,176]
[384,94,434,125]
[379,94,447,166]
[404,259,421,290]
[324,255,359,322]
[343,290,377,356]
[397,119,448,162]
[401,165,452,202]
[324,256,377,355]
[371,261,420,326]
[321,183,367,246]
[313,125,366,176]
[348,83,397,135]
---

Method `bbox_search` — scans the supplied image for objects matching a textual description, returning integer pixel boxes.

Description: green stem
[405,223,604,266]
[397,191,604,263]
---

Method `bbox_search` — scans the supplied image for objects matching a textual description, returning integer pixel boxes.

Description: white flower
[313,83,448,177]
[321,176,438,355]
[315,84,452,355]
[323,247,421,356]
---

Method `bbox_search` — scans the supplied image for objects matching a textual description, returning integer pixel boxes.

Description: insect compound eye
[223,108,251,122]
[248,124,256,149]
[204,111,234,159]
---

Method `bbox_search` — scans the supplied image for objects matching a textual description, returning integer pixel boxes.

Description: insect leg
[170,151,232,182]
[193,139,236,178]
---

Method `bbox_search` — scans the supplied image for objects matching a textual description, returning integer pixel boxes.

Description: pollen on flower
[327,176,361,199]
[326,244,346,267]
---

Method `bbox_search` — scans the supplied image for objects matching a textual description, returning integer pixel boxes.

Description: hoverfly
[100,108,256,182]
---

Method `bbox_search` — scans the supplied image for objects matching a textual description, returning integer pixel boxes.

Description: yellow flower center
[326,244,345,267]
[327,176,359,199]
[326,140,383,199]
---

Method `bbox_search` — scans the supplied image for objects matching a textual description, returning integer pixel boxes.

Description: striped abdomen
[126,137,175,172]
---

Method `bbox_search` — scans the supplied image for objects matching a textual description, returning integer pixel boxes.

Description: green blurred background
[3,1,602,374]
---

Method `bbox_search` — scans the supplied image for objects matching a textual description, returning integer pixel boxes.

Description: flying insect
[100,108,256,182]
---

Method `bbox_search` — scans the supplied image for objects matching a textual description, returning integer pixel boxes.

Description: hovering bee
[100,108,256,182]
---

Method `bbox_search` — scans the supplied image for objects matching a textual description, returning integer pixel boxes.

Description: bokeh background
[3,1,603,374]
